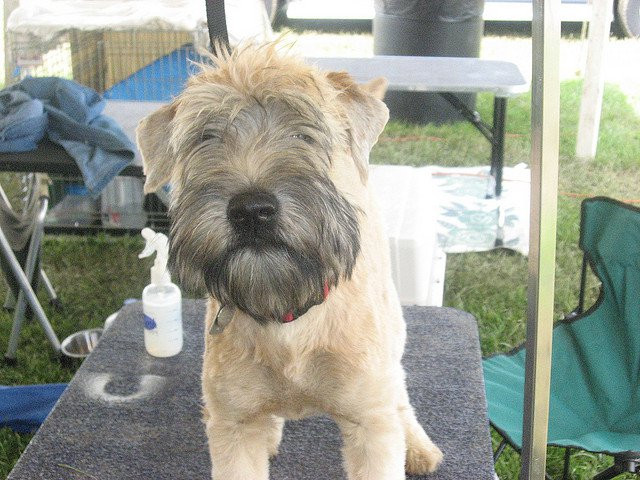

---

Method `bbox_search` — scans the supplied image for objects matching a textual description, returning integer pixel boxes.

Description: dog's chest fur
[203,287,391,420]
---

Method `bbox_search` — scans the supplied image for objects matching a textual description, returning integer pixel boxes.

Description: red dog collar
[282,281,330,323]
[210,281,331,334]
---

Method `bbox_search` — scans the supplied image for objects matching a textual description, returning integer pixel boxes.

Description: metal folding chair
[1,173,62,363]
[484,197,640,479]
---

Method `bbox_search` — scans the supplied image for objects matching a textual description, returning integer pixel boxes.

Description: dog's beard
[169,172,362,324]
[202,240,327,324]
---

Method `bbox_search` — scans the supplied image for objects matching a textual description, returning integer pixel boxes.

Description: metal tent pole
[521,0,560,479]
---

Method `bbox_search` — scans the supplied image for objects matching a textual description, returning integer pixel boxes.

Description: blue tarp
[0,384,67,434]
[104,45,203,102]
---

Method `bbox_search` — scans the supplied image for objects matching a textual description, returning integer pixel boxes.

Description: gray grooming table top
[8,300,494,480]
[308,56,528,200]
[308,56,528,96]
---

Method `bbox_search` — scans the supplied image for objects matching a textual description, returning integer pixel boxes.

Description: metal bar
[39,269,59,303]
[5,198,49,359]
[4,198,48,359]
[494,439,508,462]
[491,97,508,197]
[1,183,19,312]
[577,253,588,315]
[562,448,572,480]
[439,92,494,142]
[4,290,16,310]
[491,97,508,247]
[0,200,61,357]
[575,0,614,159]
[520,0,560,479]
[440,92,507,199]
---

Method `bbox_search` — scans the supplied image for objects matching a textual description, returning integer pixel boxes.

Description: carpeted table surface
[8,300,494,479]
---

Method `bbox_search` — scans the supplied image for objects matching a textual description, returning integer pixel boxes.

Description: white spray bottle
[139,228,183,357]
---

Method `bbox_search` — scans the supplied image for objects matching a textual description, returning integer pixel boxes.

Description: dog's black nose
[227,191,279,232]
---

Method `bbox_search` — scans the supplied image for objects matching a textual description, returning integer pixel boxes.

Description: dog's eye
[291,133,313,144]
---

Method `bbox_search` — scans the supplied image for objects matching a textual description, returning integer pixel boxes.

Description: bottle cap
[139,228,171,285]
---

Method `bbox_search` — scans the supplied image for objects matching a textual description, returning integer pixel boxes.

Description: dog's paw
[267,441,280,458]
[406,441,443,475]
[266,417,284,458]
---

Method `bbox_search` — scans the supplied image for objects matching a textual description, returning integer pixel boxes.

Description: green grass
[1,79,639,479]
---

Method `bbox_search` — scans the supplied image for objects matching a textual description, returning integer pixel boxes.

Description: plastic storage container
[369,165,446,306]
[101,176,147,229]
[46,183,99,227]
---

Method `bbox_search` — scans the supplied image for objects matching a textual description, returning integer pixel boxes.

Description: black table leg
[439,92,508,199]
[438,93,509,248]
[491,97,507,198]
[491,97,508,247]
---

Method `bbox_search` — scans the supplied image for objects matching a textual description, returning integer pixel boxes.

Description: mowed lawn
[1,29,640,479]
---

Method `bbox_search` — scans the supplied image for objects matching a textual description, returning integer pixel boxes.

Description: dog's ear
[325,72,389,182]
[361,77,388,101]
[136,102,179,194]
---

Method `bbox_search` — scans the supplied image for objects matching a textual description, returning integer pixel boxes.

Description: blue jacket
[0,90,48,152]
[2,78,136,196]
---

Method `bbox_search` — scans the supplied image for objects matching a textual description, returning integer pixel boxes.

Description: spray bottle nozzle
[139,228,171,286]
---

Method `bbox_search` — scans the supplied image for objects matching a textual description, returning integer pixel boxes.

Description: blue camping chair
[483,197,640,479]
[0,384,66,433]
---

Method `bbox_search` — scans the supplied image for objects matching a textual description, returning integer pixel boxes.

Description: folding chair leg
[494,439,508,462]
[2,269,52,313]
[1,269,58,313]
[4,289,16,310]
[562,448,571,480]
[2,197,61,361]
[495,198,505,248]
[593,455,640,480]
[39,269,62,310]
[6,205,46,358]
[592,463,625,480]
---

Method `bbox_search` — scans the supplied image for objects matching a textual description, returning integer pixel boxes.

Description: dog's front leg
[337,409,406,480]
[206,414,277,480]
[398,388,443,475]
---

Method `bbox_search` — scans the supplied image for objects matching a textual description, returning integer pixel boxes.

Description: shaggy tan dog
[136,43,443,480]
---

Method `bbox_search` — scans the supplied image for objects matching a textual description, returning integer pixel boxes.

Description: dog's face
[137,45,388,324]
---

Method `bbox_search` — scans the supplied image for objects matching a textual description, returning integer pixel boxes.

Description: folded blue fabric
[0,90,48,153]
[5,78,136,196]
[0,383,67,434]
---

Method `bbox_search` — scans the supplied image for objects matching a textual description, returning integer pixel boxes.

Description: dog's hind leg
[266,415,284,457]
[397,388,443,475]
[336,409,406,480]
[206,414,275,480]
